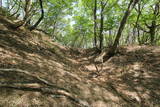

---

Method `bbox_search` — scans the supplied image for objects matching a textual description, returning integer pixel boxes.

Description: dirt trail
[69,46,160,107]
[0,15,160,107]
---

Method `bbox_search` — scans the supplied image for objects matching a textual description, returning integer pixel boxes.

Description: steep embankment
[0,15,160,107]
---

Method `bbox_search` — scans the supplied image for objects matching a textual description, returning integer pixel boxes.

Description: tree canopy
[1,0,160,49]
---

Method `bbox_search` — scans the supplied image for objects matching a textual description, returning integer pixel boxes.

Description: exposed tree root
[0,15,24,29]
[0,68,89,107]
[0,68,68,91]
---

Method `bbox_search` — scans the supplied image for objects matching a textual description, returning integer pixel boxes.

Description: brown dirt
[0,15,160,107]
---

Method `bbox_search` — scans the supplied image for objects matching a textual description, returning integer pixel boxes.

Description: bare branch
[137,24,149,33]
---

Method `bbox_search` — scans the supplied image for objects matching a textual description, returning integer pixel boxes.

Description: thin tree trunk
[109,30,112,37]
[150,21,156,45]
[138,1,159,45]
[93,0,97,47]
[29,0,44,31]
[149,2,159,45]
[51,21,57,39]
[137,29,141,44]
[135,2,143,45]
[99,1,104,50]
[23,0,31,21]
[99,1,107,50]
[8,0,17,12]
[107,0,139,57]
[9,0,21,17]
[132,27,136,44]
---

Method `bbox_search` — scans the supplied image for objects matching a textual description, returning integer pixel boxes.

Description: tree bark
[93,0,97,47]
[99,1,104,50]
[99,1,107,50]
[150,21,156,45]
[137,29,141,44]
[107,0,139,57]
[29,0,44,31]
[23,0,31,21]
[149,2,159,45]
[134,2,143,44]
[136,1,159,45]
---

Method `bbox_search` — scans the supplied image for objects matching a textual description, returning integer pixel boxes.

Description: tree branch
[136,24,149,33]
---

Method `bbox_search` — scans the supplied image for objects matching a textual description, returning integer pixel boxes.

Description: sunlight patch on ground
[121,90,141,102]
[85,64,96,71]
[0,24,8,30]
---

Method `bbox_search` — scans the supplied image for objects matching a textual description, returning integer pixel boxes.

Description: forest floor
[0,15,160,107]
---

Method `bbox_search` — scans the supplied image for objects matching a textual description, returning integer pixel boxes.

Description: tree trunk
[23,0,31,21]
[149,2,159,45]
[150,21,156,45]
[136,1,159,45]
[107,0,139,57]
[99,1,104,50]
[29,0,44,31]
[134,2,142,45]
[99,1,107,50]
[93,0,97,47]
[109,30,112,37]
[137,29,141,44]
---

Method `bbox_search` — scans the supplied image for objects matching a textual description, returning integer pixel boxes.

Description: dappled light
[0,0,160,107]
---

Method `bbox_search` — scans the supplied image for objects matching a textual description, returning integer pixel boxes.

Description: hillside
[0,15,160,107]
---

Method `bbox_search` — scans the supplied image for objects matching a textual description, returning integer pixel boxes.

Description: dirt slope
[0,15,160,107]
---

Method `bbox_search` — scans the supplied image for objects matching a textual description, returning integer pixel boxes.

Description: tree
[4,0,159,48]
[134,1,144,44]
[23,0,32,23]
[107,0,140,57]
[137,1,160,45]
[29,0,44,31]
[93,0,97,47]
[99,0,107,50]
